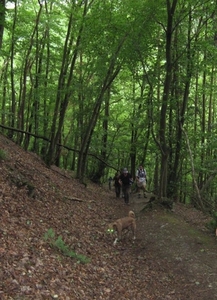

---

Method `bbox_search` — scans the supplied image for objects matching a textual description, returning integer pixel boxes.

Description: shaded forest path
[107,187,217,299]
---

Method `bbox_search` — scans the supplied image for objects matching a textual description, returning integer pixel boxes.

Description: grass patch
[206,211,217,233]
[159,213,181,225]
[160,213,213,244]
[44,228,90,264]
[0,149,7,161]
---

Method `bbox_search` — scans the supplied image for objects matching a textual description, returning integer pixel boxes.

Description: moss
[159,213,212,245]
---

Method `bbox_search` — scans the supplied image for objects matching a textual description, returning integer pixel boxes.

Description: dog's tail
[128,211,135,218]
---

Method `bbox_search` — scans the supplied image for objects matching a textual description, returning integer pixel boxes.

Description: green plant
[206,211,217,232]
[0,149,7,161]
[44,228,90,264]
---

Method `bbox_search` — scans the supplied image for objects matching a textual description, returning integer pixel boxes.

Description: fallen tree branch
[0,124,118,171]
[64,196,84,202]
[63,196,96,203]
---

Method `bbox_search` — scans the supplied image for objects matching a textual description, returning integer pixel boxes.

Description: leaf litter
[0,133,217,299]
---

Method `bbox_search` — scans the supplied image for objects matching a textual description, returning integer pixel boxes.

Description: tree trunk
[158,0,178,198]
[91,88,110,183]
[168,10,194,198]
[46,1,88,165]
[0,0,5,49]
[77,35,127,181]
[16,2,43,145]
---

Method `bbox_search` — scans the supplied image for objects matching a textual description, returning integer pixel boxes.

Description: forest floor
[0,133,217,300]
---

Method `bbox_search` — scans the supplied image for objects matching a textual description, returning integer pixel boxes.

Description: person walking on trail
[136,165,147,198]
[113,171,121,198]
[108,176,113,190]
[119,168,133,205]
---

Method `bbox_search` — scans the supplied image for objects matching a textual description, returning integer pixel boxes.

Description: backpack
[137,168,146,178]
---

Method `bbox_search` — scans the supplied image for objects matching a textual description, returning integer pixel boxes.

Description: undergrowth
[44,228,90,264]
[206,211,217,233]
[0,149,7,161]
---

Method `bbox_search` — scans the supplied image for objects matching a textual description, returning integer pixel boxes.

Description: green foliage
[206,212,217,232]
[0,149,7,161]
[44,227,55,240]
[1,0,217,210]
[44,228,90,264]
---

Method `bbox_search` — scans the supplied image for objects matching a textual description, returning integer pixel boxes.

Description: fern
[43,228,90,264]
[0,149,7,161]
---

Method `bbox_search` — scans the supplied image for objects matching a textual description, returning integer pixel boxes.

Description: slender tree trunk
[41,3,52,159]
[24,21,47,152]
[77,34,127,181]
[130,78,138,178]
[8,1,18,138]
[0,0,5,49]
[158,0,178,198]
[91,88,110,183]
[17,2,43,145]
[168,10,194,198]
[1,59,8,129]
[182,127,205,212]
[77,64,122,181]
[46,1,89,165]
[46,11,74,165]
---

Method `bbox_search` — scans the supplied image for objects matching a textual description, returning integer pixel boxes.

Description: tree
[0,0,5,48]
[1,0,217,212]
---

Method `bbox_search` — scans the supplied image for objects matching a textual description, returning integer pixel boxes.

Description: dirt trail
[128,191,217,299]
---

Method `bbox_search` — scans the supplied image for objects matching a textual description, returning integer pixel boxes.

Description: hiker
[108,176,113,190]
[113,171,121,198]
[119,168,133,205]
[136,165,147,198]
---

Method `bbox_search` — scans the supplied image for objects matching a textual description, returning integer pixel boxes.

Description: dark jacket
[113,174,121,187]
[119,173,132,186]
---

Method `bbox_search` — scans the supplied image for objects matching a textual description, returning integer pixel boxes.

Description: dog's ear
[113,222,118,230]
[128,211,135,218]
[107,223,115,234]
[111,222,119,233]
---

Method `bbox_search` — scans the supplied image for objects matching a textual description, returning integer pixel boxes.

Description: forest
[0,0,217,213]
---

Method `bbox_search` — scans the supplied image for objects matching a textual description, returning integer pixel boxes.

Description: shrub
[0,149,7,161]
[206,211,217,232]
[44,228,90,264]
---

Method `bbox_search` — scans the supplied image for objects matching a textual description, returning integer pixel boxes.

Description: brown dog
[108,211,136,245]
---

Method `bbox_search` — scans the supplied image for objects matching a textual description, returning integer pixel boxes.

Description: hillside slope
[0,133,217,300]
